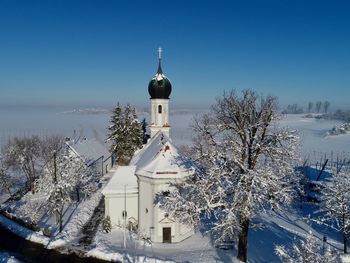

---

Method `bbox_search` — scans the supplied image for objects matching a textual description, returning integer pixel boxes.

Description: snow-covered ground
[2,203,343,263]
[0,251,22,263]
[278,114,350,159]
[89,227,235,263]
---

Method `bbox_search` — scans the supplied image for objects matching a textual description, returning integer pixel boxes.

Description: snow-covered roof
[66,138,111,166]
[131,131,194,179]
[102,166,138,195]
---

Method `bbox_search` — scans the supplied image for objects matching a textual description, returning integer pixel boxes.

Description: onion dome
[148,48,172,99]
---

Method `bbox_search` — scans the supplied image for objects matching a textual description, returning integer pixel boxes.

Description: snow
[279,114,350,158]
[102,166,138,194]
[48,191,103,248]
[152,72,170,82]
[89,227,237,263]
[85,207,348,263]
[0,252,22,263]
[131,131,193,179]
[0,214,50,246]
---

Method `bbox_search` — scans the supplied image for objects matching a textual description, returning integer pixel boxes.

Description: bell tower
[148,48,172,138]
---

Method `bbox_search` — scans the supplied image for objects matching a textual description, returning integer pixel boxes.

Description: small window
[122,210,127,218]
[158,105,162,114]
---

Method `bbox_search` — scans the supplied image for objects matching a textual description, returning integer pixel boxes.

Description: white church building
[102,49,195,243]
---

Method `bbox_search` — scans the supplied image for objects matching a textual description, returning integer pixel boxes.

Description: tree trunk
[237,217,250,262]
[30,180,35,194]
[59,206,63,233]
[344,232,348,254]
[76,187,80,203]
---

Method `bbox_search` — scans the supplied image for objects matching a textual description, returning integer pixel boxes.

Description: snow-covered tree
[39,135,65,172]
[157,90,300,262]
[317,166,350,253]
[107,102,143,164]
[36,153,96,232]
[124,104,143,158]
[275,232,340,263]
[0,162,13,197]
[2,136,42,193]
[107,102,124,161]
[70,160,96,203]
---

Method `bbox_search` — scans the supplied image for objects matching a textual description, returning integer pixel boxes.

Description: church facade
[102,49,194,243]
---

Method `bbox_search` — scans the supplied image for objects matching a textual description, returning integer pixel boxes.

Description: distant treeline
[282,101,331,114]
[317,110,350,123]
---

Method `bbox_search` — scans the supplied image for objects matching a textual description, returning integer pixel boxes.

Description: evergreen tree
[107,102,126,163]
[141,118,150,144]
[107,102,143,164]
[129,105,143,151]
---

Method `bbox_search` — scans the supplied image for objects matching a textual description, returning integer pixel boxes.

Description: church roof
[66,138,111,166]
[102,166,138,195]
[130,131,194,179]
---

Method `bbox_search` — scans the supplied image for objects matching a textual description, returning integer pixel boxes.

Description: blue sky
[0,0,349,109]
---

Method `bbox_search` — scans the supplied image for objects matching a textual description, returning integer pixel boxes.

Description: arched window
[158,105,162,114]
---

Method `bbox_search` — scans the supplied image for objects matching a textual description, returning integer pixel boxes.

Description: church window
[158,105,162,114]
[122,210,127,218]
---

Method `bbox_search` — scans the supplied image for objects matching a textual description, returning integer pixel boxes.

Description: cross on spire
[158,47,162,60]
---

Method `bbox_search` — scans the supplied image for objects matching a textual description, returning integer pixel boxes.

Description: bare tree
[316,165,350,253]
[0,162,13,197]
[308,102,313,113]
[2,136,41,193]
[157,90,300,262]
[39,135,65,180]
[323,101,330,113]
[275,231,340,263]
[316,101,322,113]
[36,153,95,232]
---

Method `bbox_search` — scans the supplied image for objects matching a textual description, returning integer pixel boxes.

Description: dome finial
[157,47,163,74]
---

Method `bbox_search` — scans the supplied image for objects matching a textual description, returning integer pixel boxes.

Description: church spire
[157,47,163,74]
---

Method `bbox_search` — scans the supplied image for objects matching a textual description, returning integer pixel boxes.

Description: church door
[162,227,172,243]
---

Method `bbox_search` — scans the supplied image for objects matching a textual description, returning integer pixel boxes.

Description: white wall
[150,98,170,138]
[137,175,194,243]
[105,192,138,228]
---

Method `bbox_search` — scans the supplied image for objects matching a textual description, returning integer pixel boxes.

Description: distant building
[66,138,114,176]
[102,49,195,243]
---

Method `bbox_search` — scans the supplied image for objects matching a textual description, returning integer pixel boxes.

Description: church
[102,49,195,243]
